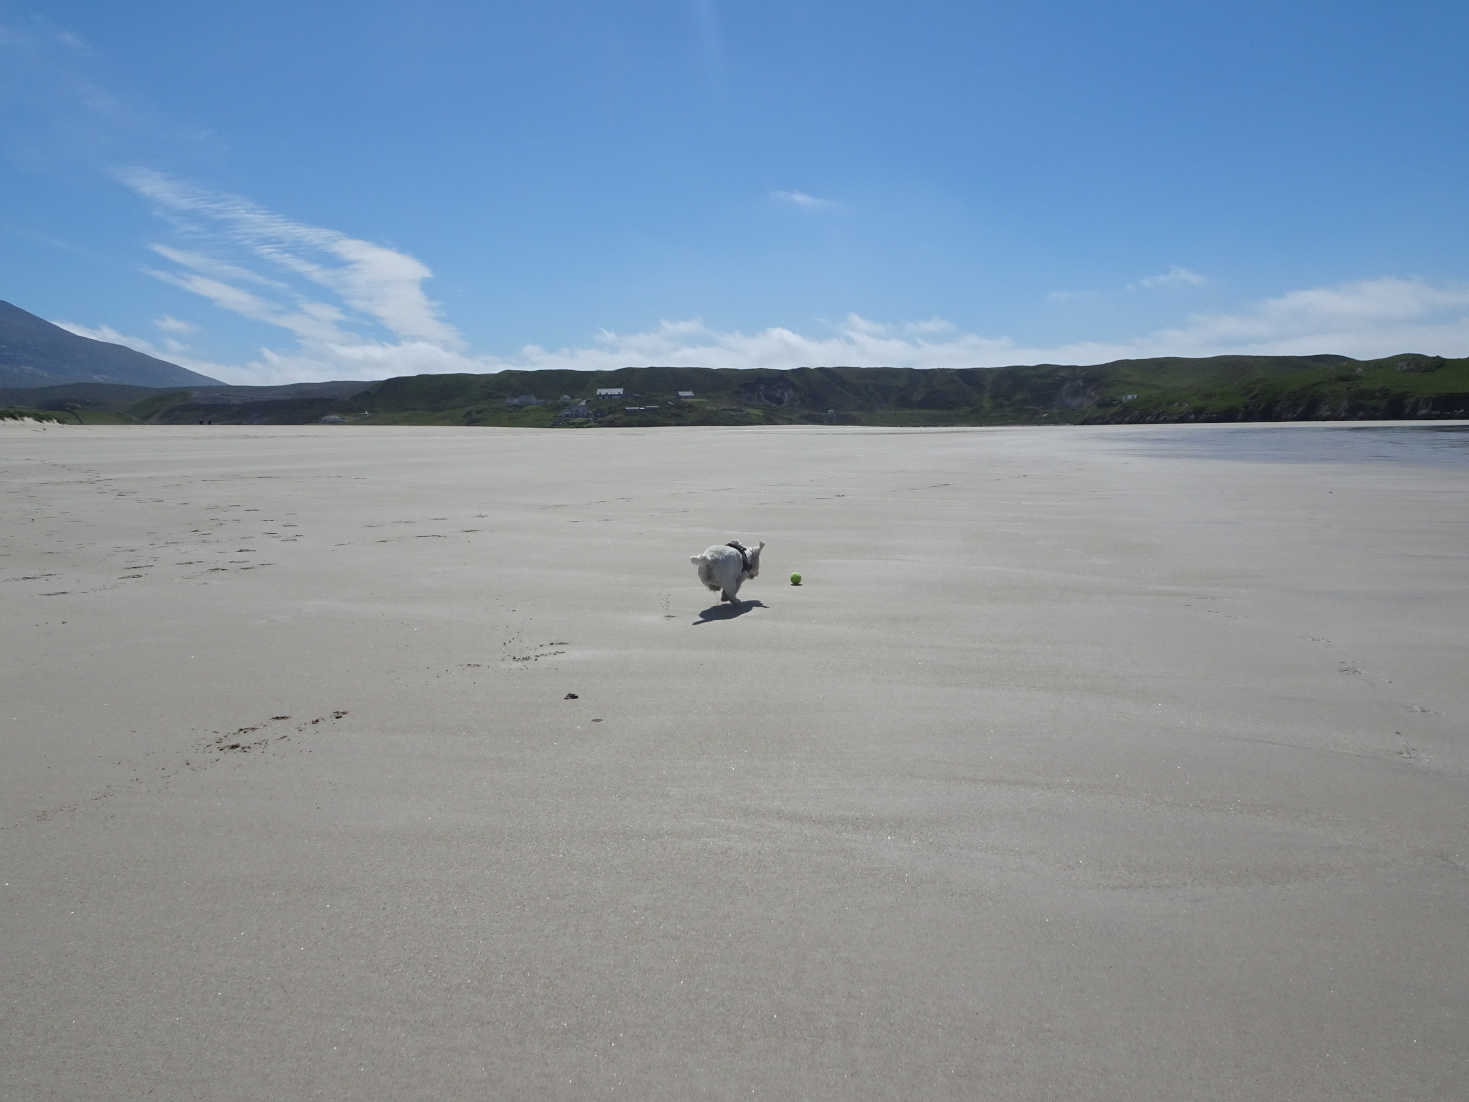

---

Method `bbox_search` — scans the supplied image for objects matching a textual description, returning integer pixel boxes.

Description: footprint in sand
[208,709,351,754]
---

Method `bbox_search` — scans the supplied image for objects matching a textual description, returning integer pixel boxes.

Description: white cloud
[771,189,843,212]
[1257,277,1467,323]
[692,0,726,98]
[101,274,1469,385]
[844,312,888,336]
[108,167,479,383]
[1142,277,1469,357]
[903,318,956,335]
[96,166,1469,383]
[55,320,164,355]
[2,18,90,51]
[74,79,123,118]
[652,318,709,338]
[1131,266,1207,290]
[53,319,238,381]
[117,167,461,346]
[455,278,1467,377]
[1055,268,1205,301]
[148,244,293,291]
[143,268,281,326]
[154,315,196,334]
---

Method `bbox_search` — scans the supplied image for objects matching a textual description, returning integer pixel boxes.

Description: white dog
[690,539,765,604]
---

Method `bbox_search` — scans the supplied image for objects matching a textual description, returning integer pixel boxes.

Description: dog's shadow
[693,599,767,625]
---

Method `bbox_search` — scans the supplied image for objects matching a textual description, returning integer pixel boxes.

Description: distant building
[595,387,624,398]
[319,414,346,424]
[555,400,591,423]
[676,390,694,399]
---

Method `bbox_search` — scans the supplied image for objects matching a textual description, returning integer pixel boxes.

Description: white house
[676,390,695,399]
[595,387,624,398]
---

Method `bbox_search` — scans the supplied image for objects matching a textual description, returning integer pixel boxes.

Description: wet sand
[3,423,1466,1100]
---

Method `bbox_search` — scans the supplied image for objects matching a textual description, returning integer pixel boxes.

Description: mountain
[3,355,1466,426]
[0,300,223,388]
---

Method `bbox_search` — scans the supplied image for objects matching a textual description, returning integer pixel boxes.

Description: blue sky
[3,0,1466,384]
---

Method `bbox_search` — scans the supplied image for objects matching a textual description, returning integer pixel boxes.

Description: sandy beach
[3,422,1465,1100]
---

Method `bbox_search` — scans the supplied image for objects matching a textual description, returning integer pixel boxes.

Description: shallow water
[1106,421,1469,468]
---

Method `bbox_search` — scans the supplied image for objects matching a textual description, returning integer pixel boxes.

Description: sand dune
[3,424,1465,1100]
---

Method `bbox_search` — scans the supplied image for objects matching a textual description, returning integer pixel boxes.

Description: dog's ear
[753,541,765,556]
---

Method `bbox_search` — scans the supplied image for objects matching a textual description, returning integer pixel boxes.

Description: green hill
[2,354,1465,427]
[351,355,1469,426]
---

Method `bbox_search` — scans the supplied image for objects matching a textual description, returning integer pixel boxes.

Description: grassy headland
[1,354,1465,427]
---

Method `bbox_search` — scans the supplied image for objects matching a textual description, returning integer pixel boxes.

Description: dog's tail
[691,552,720,591]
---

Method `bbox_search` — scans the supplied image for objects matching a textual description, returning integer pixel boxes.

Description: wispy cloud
[1130,266,1207,290]
[82,271,1469,385]
[117,167,461,347]
[149,244,292,291]
[0,16,75,50]
[55,320,162,353]
[54,318,238,381]
[692,0,726,99]
[903,318,956,336]
[1,17,92,51]
[90,165,1469,382]
[1052,268,1206,301]
[154,315,196,334]
[771,189,843,212]
[142,268,282,328]
[1144,277,1469,356]
[454,280,1467,377]
[843,312,887,336]
[474,277,1469,376]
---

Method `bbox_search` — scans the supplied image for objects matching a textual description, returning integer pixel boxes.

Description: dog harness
[726,540,751,574]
